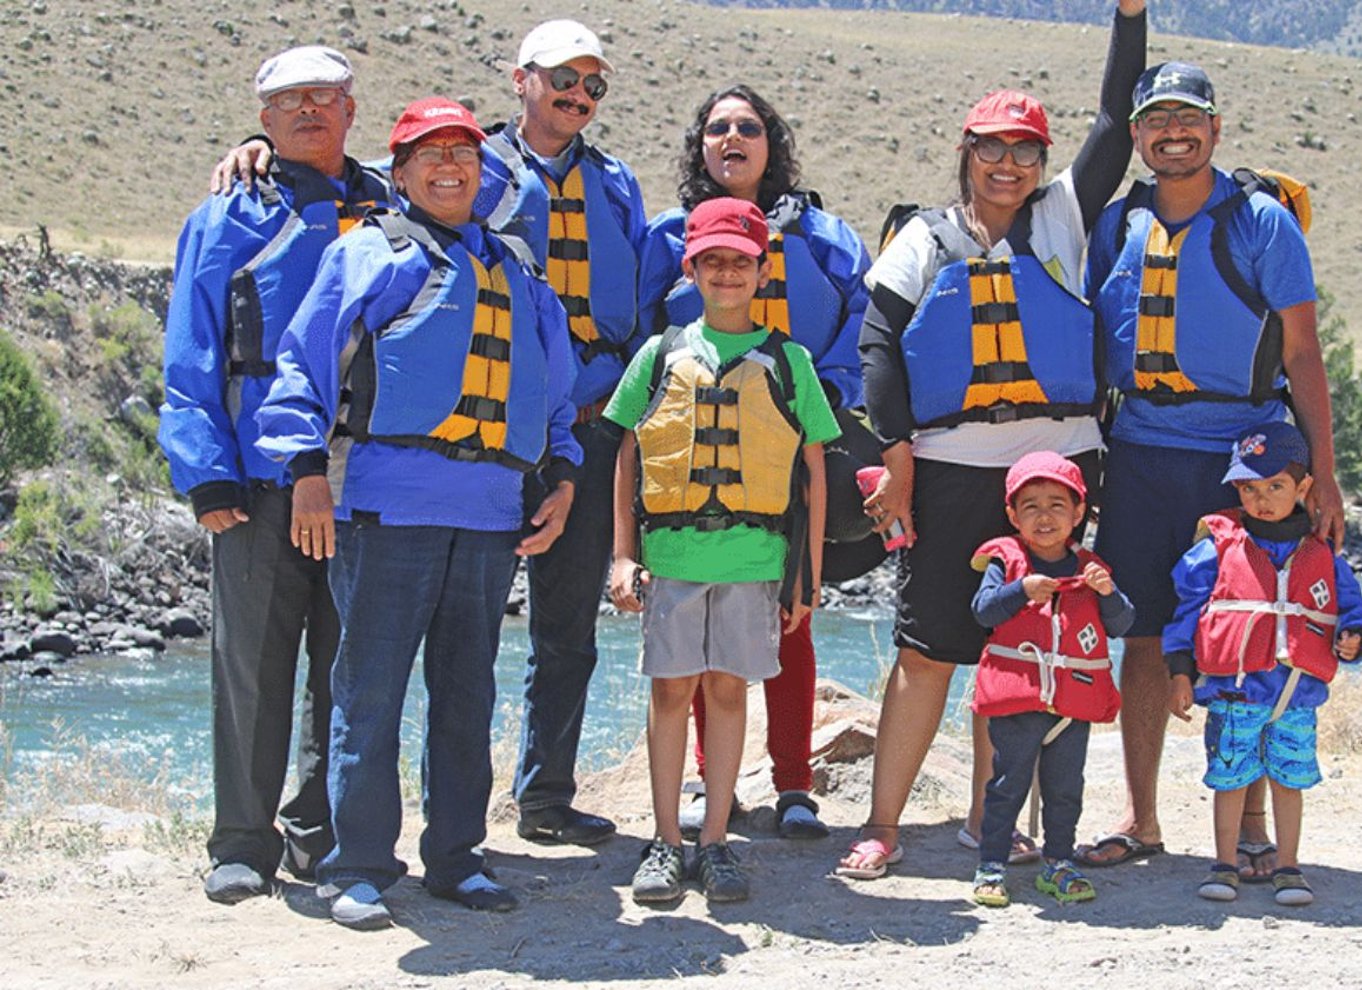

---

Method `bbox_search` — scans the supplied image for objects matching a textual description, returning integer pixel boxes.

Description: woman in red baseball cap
[838,0,1147,881]
[253,98,583,928]
[637,84,876,843]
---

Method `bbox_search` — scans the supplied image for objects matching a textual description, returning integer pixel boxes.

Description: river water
[2,608,927,806]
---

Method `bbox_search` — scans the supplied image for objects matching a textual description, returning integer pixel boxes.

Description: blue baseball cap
[1222,422,1311,483]
[1130,61,1217,120]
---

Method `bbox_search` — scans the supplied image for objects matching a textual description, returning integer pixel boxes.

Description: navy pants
[515,419,620,811]
[980,711,1091,864]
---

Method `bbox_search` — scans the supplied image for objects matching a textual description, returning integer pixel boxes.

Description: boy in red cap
[605,197,840,904]
[968,451,1134,906]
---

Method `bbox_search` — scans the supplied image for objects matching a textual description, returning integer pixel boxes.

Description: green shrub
[0,329,61,487]
[1317,289,1362,493]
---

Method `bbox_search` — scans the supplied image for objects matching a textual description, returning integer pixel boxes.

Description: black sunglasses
[970,135,1045,168]
[703,118,765,139]
[539,64,608,102]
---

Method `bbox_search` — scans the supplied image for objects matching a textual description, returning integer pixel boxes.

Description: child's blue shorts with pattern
[1202,698,1321,791]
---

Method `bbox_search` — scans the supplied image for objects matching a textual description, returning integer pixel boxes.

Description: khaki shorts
[640,578,782,681]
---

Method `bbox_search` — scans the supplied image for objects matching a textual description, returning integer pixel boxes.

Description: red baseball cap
[963,89,1052,146]
[1004,451,1086,504]
[388,98,486,153]
[683,197,769,263]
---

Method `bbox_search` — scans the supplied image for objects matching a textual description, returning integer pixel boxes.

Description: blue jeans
[981,711,1091,863]
[515,419,620,811]
[317,520,519,892]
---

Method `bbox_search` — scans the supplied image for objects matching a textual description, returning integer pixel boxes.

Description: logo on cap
[1237,434,1268,460]
[1008,103,1026,119]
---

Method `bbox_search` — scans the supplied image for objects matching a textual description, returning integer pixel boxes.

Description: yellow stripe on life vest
[962,258,1047,410]
[430,257,512,450]
[545,168,599,345]
[335,200,377,236]
[749,231,790,335]
[1134,223,1198,394]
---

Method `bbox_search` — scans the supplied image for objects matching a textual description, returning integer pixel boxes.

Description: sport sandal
[972,861,1010,907]
[1197,862,1240,902]
[632,838,686,904]
[1272,867,1314,907]
[694,842,749,903]
[1036,859,1096,903]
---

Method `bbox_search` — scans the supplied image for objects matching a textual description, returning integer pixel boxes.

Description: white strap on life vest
[1202,550,1336,687]
[983,642,1111,707]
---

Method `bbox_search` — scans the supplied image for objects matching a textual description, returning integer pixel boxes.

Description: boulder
[29,629,76,656]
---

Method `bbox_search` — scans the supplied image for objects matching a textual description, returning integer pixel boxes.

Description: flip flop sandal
[955,827,1042,865]
[1036,860,1096,903]
[1272,867,1314,906]
[1236,840,1277,884]
[834,836,904,880]
[1074,832,1165,868]
[1197,862,1240,902]
[972,862,1010,907]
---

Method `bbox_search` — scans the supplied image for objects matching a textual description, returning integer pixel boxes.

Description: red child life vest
[971,536,1121,723]
[1193,509,1339,686]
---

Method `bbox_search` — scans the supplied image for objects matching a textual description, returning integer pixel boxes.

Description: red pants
[691,613,815,793]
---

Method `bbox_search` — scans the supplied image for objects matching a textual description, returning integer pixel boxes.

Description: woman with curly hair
[636,84,872,841]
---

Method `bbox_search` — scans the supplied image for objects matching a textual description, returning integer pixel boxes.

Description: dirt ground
[3,680,1361,990]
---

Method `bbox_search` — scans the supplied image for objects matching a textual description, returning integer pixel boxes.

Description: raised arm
[1070,0,1147,229]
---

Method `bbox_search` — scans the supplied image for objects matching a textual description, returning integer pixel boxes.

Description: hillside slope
[2,0,1360,329]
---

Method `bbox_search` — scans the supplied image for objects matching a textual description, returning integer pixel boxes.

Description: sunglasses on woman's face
[704,118,765,139]
[540,64,608,102]
[970,135,1045,167]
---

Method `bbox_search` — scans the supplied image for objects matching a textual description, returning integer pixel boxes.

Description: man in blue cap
[159,45,393,903]
[1082,60,1344,873]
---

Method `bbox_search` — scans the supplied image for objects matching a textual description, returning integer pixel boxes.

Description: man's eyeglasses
[538,64,608,102]
[704,118,765,140]
[970,135,1045,168]
[1138,107,1210,130]
[410,144,481,167]
[267,87,344,112]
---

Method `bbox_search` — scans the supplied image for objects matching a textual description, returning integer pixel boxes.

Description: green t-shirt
[604,320,841,583]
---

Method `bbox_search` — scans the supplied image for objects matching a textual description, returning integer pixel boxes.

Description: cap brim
[524,46,614,73]
[683,233,764,262]
[1221,463,1262,485]
[1130,96,1217,121]
[393,122,487,152]
[967,123,1052,145]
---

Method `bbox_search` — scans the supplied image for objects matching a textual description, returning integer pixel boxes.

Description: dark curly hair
[677,85,801,213]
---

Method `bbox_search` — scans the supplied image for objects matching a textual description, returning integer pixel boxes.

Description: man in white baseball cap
[475,19,646,849]
[159,44,392,906]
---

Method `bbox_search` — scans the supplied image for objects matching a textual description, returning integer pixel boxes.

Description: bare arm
[608,432,647,612]
[1280,300,1346,547]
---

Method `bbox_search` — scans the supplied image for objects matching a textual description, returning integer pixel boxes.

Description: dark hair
[1284,461,1310,482]
[677,85,801,213]
[955,132,1049,205]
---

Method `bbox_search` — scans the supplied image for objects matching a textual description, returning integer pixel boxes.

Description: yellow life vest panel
[545,167,599,346]
[636,325,803,532]
[749,231,790,336]
[1134,221,1202,395]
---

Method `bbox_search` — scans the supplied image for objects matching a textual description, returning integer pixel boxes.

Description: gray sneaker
[678,795,707,841]
[694,842,749,903]
[330,882,393,931]
[632,838,686,903]
[203,862,269,905]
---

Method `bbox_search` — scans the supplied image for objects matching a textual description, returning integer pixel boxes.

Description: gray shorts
[640,578,782,681]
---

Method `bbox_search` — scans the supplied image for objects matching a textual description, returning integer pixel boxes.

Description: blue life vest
[660,194,844,357]
[226,159,389,378]
[479,131,552,266]
[899,209,1099,430]
[341,212,550,473]
[1097,178,1284,406]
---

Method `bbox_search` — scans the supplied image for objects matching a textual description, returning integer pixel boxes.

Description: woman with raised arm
[837,0,1147,881]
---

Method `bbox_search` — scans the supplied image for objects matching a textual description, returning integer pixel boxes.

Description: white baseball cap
[255,46,354,102]
[516,20,614,73]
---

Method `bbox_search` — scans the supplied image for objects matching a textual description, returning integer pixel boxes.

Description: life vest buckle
[1138,295,1176,318]
[983,404,1022,424]
[690,466,742,486]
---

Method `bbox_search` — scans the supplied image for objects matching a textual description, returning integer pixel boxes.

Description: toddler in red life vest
[968,451,1135,907]
[1165,421,1362,908]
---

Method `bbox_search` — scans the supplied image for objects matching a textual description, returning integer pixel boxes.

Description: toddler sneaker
[972,861,1009,907]
[1035,859,1096,903]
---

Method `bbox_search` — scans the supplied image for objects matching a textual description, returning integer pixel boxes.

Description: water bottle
[855,465,908,551]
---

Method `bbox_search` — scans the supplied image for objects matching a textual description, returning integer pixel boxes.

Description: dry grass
[1318,673,1362,754]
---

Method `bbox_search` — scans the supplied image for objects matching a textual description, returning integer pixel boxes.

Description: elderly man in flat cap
[158,45,394,904]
